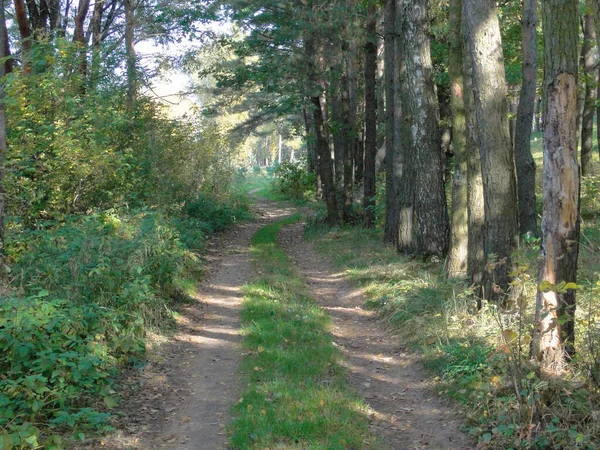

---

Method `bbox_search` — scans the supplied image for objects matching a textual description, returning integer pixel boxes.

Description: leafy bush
[272,161,315,200]
[183,193,251,232]
[0,295,136,448]
[11,210,197,329]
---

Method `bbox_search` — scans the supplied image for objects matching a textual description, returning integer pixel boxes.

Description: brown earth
[86,199,473,450]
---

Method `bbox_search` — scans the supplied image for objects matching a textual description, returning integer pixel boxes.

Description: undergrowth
[0,194,250,448]
[230,213,375,449]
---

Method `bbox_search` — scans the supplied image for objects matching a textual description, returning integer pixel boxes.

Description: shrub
[0,295,137,448]
[272,161,315,201]
[183,193,251,232]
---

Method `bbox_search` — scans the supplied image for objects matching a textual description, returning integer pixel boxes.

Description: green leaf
[104,396,118,409]
[563,282,578,290]
[502,329,519,345]
[539,280,555,292]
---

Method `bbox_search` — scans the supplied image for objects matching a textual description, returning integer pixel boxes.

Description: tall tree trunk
[377,28,385,151]
[447,0,468,278]
[304,106,322,198]
[397,0,449,255]
[342,47,354,222]
[330,80,345,188]
[463,38,485,303]
[73,0,91,82]
[363,3,378,228]
[124,0,136,112]
[534,0,580,375]
[463,0,519,301]
[383,0,399,245]
[306,34,339,226]
[514,0,538,235]
[581,3,595,176]
[0,0,7,256]
[347,39,360,188]
[13,0,32,73]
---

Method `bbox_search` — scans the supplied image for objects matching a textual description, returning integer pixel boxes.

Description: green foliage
[272,161,315,201]
[183,193,251,232]
[12,210,198,329]
[0,296,126,448]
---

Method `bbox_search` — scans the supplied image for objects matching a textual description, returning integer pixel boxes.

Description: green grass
[229,213,375,450]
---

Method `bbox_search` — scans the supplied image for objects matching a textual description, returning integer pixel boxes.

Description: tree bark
[534,0,580,375]
[0,0,7,256]
[13,0,33,73]
[124,0,136,111]
[461,7,485,300]
[306,34,339,226]
[447,0,468,278]
[73,0,91,81]
[397,0,449,255]
[581,3,596,176]
[514,0,538,236]
[463,0,519,301]
[342,46,354,222]
[383,0,399,245]
[363,3,378,228]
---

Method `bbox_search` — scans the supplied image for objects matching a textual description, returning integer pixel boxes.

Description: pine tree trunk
[0,0,7,255]
[306,34,339,226]
[124,0,136,112]
[342,47,354,222]
[13,0,32,73]
[534,0,580,375]
[581,4,595,176]
[514,0,538,236]
[463,0,519,301]
[363,3,378,228]
[383,0,399,245]
[397,0,449,255]
[447,0,468,278]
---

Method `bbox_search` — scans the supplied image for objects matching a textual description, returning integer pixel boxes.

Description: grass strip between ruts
[229,213,375,449]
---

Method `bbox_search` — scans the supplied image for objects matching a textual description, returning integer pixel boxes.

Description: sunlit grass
[229,214,376,449]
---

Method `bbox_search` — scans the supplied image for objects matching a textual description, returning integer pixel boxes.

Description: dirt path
[94,199,294,450]
[279,221,474,450]
[94,200,472,450]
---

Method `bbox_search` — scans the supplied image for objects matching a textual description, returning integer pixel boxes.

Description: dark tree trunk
[581,4,595,176]
[463,0,519,302]
[342,49,354,222]
[447,0,468,278]
[0,0,7,256]
[514,0,538,235]
[383,0,399,245]
[534,0,580,375]
[124,0,136,112]
[397,0,449,255]
[363,3,378,228]
[313,94,339,226]
[73,0,91,81]
[330,83,345,188]
[306,34,339,226]
[14,0,32,73]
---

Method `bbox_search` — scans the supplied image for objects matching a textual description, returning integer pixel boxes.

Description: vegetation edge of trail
[230,212,375,449]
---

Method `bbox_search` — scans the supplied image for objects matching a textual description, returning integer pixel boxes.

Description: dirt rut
[279,221,474,450]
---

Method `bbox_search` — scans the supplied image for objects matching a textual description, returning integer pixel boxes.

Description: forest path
[92,197,472,450]
[279,221,474,450]
[93,197,295,450]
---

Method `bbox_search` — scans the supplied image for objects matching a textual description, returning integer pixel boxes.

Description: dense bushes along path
[97,199,472,449]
